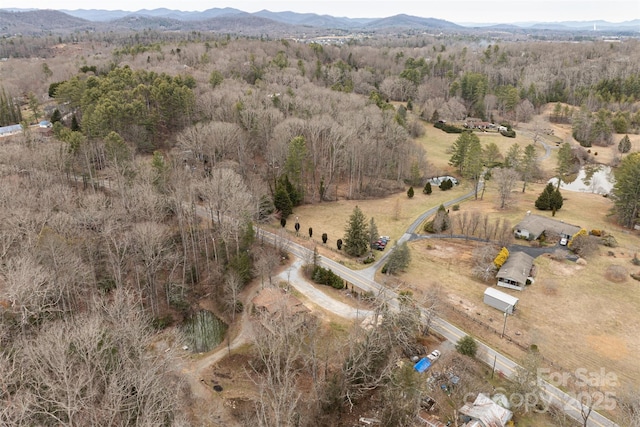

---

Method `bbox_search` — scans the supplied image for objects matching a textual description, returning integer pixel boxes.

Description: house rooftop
[484,287,519,307]
[496,252,534,285]
[459,393,513,427]
[515,214,581,240]
[252,287,309,317]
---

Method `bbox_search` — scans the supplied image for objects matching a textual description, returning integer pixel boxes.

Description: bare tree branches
[493,167,520,209]
[0,290,183,426]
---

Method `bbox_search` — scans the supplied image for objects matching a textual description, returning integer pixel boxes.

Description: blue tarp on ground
[414,357,431,373]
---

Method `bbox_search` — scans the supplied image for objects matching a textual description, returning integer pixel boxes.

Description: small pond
[548,164,615,195]
[182,310,228,353]
[428,175,459,185]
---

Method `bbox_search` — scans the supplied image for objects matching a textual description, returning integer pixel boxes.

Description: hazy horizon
[3,1,639,24]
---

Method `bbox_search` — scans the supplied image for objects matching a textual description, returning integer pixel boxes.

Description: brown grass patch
[586,335,629,360]
[398,239,640,391]
[286,182,471,250]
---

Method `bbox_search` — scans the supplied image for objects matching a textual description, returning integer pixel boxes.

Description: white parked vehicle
[427,350,441,362]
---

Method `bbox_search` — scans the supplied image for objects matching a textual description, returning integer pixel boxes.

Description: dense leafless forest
[1,29,639,426]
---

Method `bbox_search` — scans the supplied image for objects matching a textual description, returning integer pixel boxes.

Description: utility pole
[491,354,497,378]
[501,306,511,338]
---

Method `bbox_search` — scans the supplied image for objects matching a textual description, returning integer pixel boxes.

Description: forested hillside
[1,31,639,425]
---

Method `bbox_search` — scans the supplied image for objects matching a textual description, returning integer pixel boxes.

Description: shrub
[311,265,344,289]
[363,255,375,264]
[602,235,618,248]
[455,335,477,357]
[605,265,628,283]
[550,249,568,261]
[590,229,602,236]
[434,121,464,133]
[570,234,599,257]
[232,300,244,313]
[152,315,173,330]
[493,247,510,268]
[407,186,414,198]
[97,278,117,293]
[452,204,460,211]
[423,182,432,195]
[362,291,375,301]
[423,221,435,233]
[439,179,453,191]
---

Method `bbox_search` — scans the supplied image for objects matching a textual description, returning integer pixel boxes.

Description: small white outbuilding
[483,287,518,314]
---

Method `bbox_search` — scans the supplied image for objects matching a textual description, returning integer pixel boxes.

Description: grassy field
[396,185,640,389]
[282,180,472,258]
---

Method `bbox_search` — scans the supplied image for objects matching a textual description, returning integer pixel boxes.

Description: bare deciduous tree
[493,167,520,209]
[0,289,184,426]
[2,254,59,331]
[131,221,174,315]
[471,244,499,282]
[224,271,244,321]
[250,304,316,427]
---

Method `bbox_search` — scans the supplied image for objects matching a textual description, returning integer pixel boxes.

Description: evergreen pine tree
[618,135,631,154]
[535,183,552,210]
[71,114,80,131]
[407,186,414,198]
[535,183,561,212]
[613,152,640,228]
[423,182,432,195]
[50,108,62,124]
[343,206,369,257]
[384,242,411,275]
[273,186,293,219]
[550,188,564,216]
[368,217,379,246]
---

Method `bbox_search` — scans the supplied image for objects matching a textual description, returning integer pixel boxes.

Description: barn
[483,287,518,314]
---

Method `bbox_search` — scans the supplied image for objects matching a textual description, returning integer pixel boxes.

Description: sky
[4,0,640,24]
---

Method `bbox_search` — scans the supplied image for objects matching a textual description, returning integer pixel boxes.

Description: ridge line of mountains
[1,7,639,36]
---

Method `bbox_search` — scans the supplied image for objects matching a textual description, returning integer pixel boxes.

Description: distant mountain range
[1,8,638,36]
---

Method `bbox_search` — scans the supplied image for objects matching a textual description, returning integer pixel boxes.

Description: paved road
[362,183,483,277]
[520,129,556,161]
[276,258,372,320]
[256,227,619,427]
[83,174,617,427]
